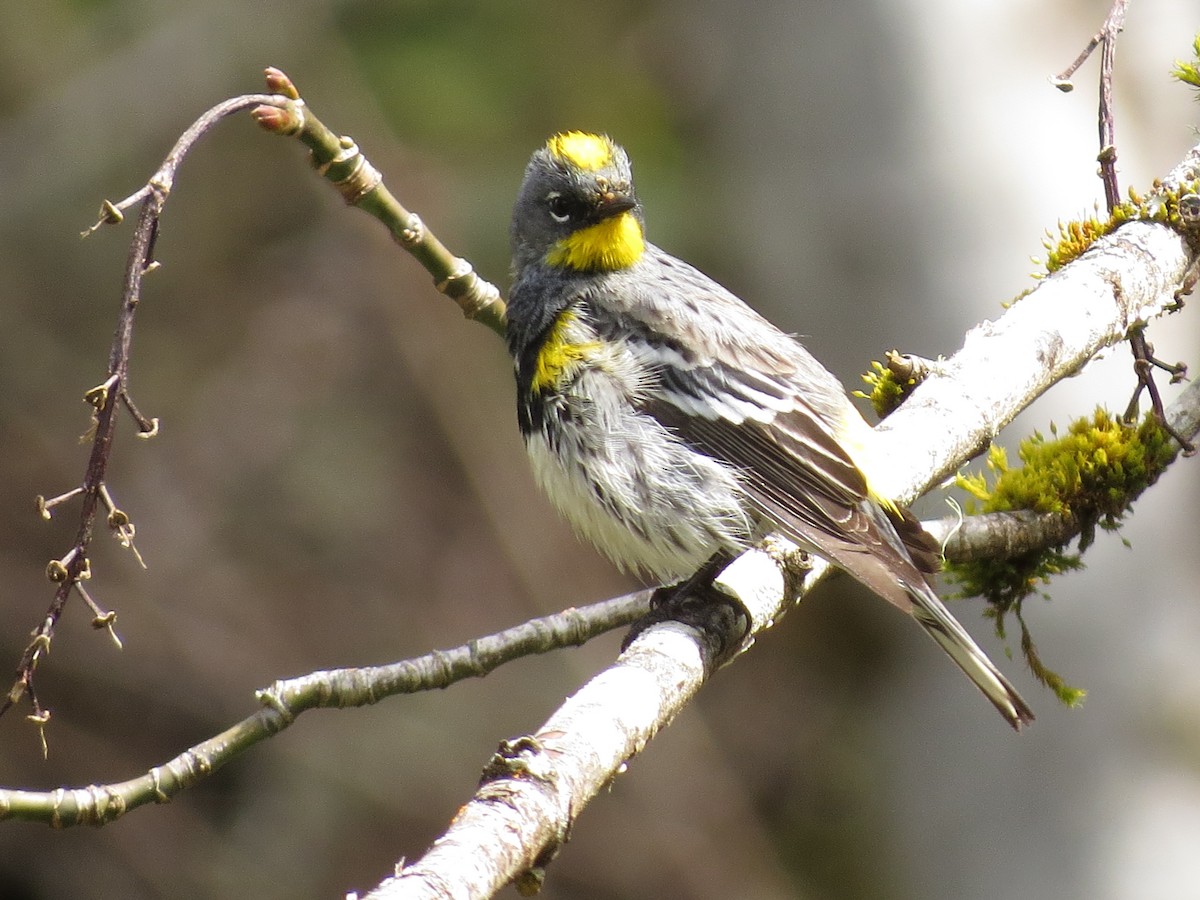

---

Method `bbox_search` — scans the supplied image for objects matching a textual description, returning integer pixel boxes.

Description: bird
[504,131,1033,729]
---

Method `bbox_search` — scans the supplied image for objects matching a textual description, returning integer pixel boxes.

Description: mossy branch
[869,141,1199,506]
[946,407,1181,700]
[924,378,1200,704]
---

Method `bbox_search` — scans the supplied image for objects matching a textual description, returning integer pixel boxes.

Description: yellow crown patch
[546,132,613,171]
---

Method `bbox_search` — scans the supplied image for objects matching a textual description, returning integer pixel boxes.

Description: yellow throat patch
[545,212,645,272]
[546,132,613,171]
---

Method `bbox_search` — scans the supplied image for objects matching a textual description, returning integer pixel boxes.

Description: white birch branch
[369,143,1200,900]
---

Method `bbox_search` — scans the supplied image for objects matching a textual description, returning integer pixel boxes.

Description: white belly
[524,423,752,583]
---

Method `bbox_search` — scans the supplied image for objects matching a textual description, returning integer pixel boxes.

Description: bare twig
[0,590,651,826]
[1051,5,1197,460]
[1095,0,1128,210]
[1052,0,1129,210]
[1125,328,1195,451]
[2,92,291,724]
[6,69,515,729]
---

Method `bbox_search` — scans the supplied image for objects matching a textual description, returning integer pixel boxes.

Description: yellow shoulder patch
[546,132,613,171]
[531,309,602,394]
[545,211,645,272]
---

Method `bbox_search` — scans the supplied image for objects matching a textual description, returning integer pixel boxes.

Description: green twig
[252,68,506,335]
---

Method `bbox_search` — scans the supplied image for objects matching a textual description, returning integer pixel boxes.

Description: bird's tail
[906,579,1035,731]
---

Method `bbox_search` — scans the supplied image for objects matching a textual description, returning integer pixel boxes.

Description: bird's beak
[592,189,637,221]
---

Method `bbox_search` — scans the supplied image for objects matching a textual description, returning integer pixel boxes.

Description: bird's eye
[546,192,573,224]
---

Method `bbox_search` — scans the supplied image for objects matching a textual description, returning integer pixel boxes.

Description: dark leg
[648,550,737,611]
[623,550,750,664]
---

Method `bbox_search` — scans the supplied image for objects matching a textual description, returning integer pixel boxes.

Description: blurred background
[2,0,1199,897]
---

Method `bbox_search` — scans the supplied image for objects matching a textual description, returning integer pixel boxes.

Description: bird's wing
[587,249,1033,726]
[599,247,939,601]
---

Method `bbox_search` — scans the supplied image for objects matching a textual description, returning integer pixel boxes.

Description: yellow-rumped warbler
[507,132,1033,729]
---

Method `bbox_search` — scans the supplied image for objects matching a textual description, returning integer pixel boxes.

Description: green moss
[1037,179,1200,275]
[1018,607,1089,707]
[947,409,1179,704]
[957,410,1177,533]
[855,353,935,419]
[1171,32,1200,90]
[854,360,912,419]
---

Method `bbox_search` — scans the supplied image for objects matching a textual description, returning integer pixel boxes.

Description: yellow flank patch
[867,486,900,515]
[545,211,645,272]
[531,310,602,394]
[836,407,900,513]
[546,132,613,171]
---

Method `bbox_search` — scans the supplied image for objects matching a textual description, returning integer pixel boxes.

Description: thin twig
[2,92,293,724]
[1052,0,1129,209]
[1125,328,1196,451]
[1051,6,1192,457]
[252,68,506,334]
[0,590,651,826]
[6,71,513,728]
[1096,0,1128,209]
